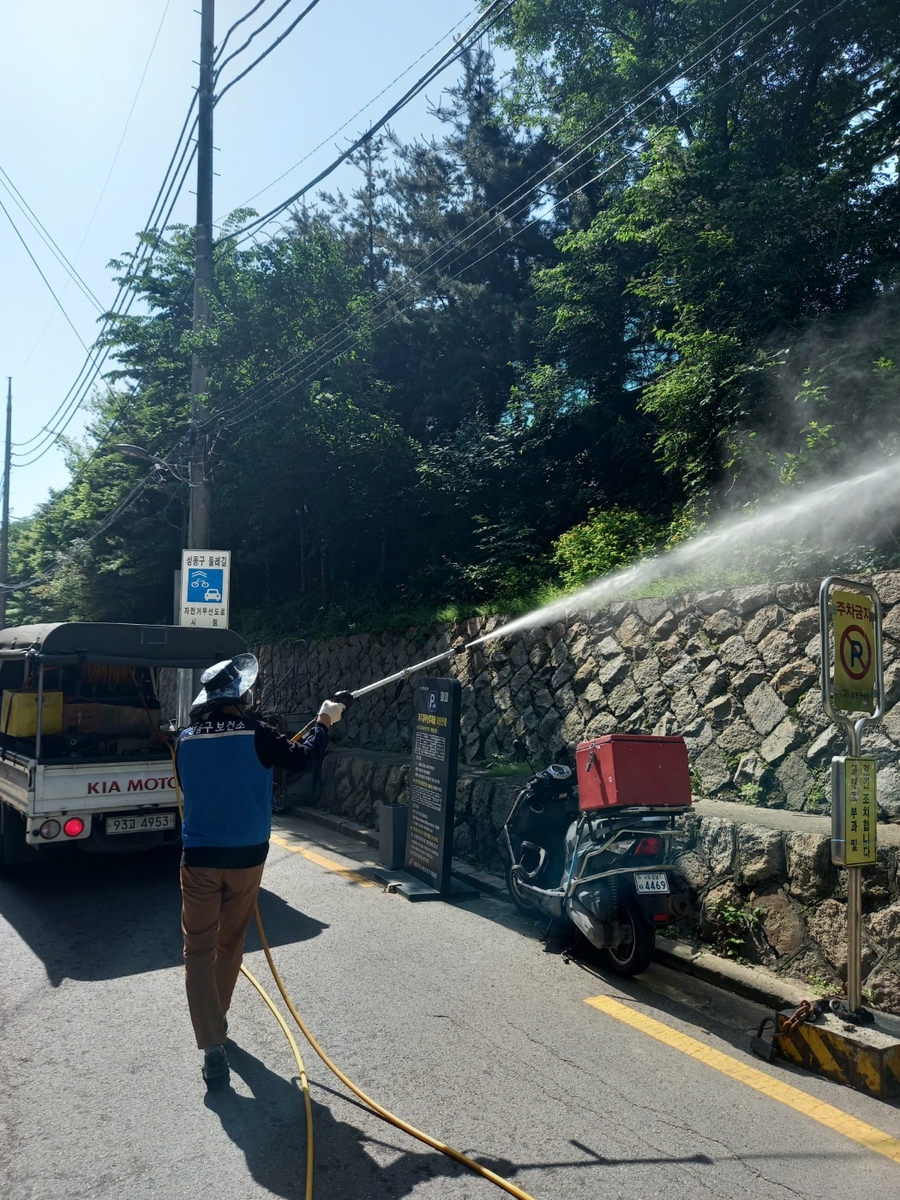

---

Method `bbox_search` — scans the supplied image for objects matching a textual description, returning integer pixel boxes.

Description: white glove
[317,699,345,726]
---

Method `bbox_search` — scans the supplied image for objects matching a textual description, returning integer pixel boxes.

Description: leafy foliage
[9,8,900,636]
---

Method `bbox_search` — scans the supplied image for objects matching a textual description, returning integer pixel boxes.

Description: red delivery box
[575,734,692,811]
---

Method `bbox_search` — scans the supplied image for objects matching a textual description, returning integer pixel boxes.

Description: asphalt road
[2,815,900,1200]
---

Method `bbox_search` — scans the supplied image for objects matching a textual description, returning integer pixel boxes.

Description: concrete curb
[290,804,812,1013]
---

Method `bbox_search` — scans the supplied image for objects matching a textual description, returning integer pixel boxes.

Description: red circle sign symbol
[840,624,872,681]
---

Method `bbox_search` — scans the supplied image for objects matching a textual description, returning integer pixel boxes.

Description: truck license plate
[635,871,669,894]
[107,813,176,835]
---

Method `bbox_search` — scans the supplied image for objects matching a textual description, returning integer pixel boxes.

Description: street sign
[404,676,461,894]
[832,589,876,713]
[179,549,231,629]
[831,757,877,867]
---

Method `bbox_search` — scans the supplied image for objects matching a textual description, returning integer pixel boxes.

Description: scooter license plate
[635,871,669,894]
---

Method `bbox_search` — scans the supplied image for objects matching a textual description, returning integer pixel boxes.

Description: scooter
[499,735,692,977]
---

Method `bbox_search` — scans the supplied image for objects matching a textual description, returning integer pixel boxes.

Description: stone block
[733,585,775,615]
[873,571,900,606]
[537,710,561,742]
[771,658,818,706]
[704,694,738,727]
[509,640,530,669]
[703,608,742,641]
[775,581,818,611]
[655,634,685,670]
[671,685,700,727]
[719,635,757,669]
[875,764,900,818]
[734,750,767,787]
[594,635,619,659]
[598,654,630,688]
[694,591,728,615]
[757,629,796,672]
[882,605,900,642]
[650,611,679,639]
[754,887,805,959]
[745,682,789,737]
[775,751,813,810]
[583,711,619,739]
[744,825,787,892]
[662,655,699,690]
[641,683,671,726]
[676,612,703,640]
[885,661,900,706]
[716,720,759,755]
[787,607,820,645]
[572,657,599,693]
[635,597,669,625]
[865,901,900,949]
[582,681,604,705]
[551,661,576,690]
[682,718,714,754]
[863,962,900,1016]
[694,743,734,795]
[732,664,767,696]
[684,636,718,669]
[786,832,836,903]
[532,687,555,714]
[674,850,711,892]
[616,612,647,651]
[633,653,661,689]
[761,717,802,764]
[697,816,737,876]
[743,604,784,644]
[608,677,642,717]
[652,712,679,737]
[692,663,729,705]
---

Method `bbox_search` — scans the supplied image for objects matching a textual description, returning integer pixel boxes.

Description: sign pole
[820,577,884,1014]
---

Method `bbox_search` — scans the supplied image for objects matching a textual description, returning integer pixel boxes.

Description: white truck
[0,621,246,869]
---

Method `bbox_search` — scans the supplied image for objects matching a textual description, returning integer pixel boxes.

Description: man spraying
[176,652,348,1085]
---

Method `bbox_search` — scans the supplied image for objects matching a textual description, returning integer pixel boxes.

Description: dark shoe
[202,1045,229,1085]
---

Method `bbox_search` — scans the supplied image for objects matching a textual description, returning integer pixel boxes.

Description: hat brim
[191,653,259,711]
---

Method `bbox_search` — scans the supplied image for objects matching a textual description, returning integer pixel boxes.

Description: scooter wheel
[600,900,655,977]
[505,861,541,916]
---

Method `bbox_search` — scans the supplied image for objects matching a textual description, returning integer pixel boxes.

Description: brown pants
[180,863,265,1049]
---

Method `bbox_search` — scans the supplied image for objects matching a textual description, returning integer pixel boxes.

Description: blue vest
[177,717,274,849]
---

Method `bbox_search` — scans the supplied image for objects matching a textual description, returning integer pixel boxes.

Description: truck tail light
[63,817,85,838]
[39,819,61,840]
[634,836,663,857]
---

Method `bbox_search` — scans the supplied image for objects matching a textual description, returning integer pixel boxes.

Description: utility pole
[0,379,10,629]
[189,0,215,551]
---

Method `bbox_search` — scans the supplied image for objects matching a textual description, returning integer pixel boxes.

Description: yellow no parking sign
[832,589,876,714]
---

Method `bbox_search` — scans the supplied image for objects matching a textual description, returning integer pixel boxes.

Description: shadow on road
[0,850,327,987]
[208,1041,519,1199]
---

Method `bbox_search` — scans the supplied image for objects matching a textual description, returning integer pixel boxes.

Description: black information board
[404,676,462,894]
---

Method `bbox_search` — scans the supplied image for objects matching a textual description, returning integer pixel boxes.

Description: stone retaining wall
[254,569,900,817]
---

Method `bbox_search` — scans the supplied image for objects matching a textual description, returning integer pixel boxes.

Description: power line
[5,0,843,593]
[0,167,103,311]
[215,0,325,105]
[0,195,90,352]
[11,100,199,459]
[74,0,173,264]
[222,0,518,244]
[214,0,832,432]
[217,5,479,222]
[212,0,792,427]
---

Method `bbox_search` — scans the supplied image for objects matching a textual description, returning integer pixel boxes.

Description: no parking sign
[831,589,877,713]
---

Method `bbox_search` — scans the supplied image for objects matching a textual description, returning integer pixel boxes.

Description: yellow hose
[239,960,316,1200]
[169,739,539,1200]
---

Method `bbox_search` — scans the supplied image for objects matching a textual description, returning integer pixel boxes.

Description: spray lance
[289,639,485,741]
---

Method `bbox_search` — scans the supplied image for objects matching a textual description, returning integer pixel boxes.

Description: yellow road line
[270,833,378,887]
[585,994,900,1166]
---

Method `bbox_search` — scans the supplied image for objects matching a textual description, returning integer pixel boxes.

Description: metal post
[820,577,884,1015]
[189,0,214,552]
[0,379,11,628]
[35,662,44,762]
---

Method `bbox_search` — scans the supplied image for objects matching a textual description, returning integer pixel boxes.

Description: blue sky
[0,0,504,518]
